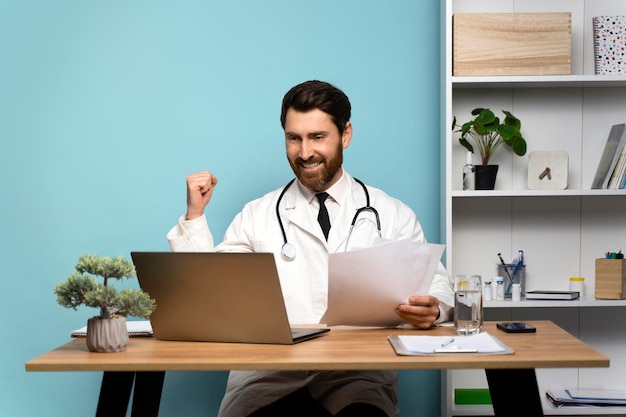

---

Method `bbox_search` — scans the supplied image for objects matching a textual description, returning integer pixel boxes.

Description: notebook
[130,252,329,344]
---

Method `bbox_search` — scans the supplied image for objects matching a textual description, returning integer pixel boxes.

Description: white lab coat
[167,173,453,417]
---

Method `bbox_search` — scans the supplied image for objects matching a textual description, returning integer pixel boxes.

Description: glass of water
[454,275,483,335]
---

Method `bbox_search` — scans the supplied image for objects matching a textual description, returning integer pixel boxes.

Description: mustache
[296,157,322,164]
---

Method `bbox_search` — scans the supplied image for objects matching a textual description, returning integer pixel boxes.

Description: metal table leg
[485,368,544,417]
[96,371,165,417]
[96,372,135,417]
[131,371,166,417]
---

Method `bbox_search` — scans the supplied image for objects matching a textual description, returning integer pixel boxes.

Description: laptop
[130,252,329,344]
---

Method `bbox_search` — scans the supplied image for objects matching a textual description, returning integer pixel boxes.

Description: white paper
[397,332,506,354]
[320,239,445,326]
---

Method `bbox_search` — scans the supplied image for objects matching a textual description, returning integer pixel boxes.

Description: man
[167,80,454,417]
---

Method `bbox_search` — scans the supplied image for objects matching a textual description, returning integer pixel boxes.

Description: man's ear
[342,121,353,149]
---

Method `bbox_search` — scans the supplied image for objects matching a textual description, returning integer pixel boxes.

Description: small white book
[525,290,580,300]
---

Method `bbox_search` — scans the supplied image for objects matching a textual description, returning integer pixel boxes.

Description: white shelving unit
[441,1,626,416]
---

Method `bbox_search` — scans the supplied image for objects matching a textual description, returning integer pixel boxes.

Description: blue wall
[1,1,443,416]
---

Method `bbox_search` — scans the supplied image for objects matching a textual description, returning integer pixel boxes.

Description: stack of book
[591,123,626,189]
[547,388,626,407]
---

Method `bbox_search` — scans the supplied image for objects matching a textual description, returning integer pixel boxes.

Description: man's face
[284,108,352,192]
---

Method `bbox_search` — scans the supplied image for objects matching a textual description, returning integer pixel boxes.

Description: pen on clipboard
[434,337,478,353]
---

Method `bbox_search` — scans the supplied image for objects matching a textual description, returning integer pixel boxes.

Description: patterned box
[593,16,626,75]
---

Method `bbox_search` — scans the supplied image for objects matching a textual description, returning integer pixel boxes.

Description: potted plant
[54,253,156,352]
[452,108,527,189]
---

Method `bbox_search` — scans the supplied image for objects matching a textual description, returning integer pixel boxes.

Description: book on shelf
[591,123,626,189]
[547,388,626,407]
[593,16,626,75]
[525,290,580,300]
[70,320,153,337]
[608,153,626,189]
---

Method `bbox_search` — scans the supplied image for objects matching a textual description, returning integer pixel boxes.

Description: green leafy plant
[55,254,156,320]
[452,108,527,165]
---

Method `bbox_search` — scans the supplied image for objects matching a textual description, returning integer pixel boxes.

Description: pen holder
[497,264,526,299]
[595,259,626,299]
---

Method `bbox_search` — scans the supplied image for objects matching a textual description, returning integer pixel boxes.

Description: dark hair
[280,80,351,135]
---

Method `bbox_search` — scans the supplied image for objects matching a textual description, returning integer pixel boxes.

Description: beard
[288,143,344,192]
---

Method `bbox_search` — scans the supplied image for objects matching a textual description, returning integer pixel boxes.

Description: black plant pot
[475,165,499,190]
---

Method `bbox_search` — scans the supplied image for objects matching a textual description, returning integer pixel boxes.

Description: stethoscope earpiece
[276,177,381,261]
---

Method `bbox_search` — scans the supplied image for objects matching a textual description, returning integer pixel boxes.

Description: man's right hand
[185,171,218,220]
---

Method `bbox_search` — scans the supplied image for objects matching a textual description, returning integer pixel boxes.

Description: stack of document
[547,389,626,407]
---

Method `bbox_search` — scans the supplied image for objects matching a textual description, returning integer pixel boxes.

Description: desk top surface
[26,321,609,372]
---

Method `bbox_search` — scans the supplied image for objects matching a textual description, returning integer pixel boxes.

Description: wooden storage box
[595,259,626,299]
[453,13,571,76]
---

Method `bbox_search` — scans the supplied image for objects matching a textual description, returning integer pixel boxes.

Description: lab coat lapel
[282,186,327,243]
[328,179,361,253]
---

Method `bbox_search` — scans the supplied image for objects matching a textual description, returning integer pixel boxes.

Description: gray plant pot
[86,316,129,353]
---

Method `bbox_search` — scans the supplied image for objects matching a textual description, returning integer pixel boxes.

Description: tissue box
[453,13,571,76]
[595,259,626,299]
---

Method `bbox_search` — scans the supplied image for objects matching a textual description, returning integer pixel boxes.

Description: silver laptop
[130,252,329,344]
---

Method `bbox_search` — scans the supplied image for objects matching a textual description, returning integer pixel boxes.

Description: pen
[440,338,455,348]
[434,338,479,353]
[511,250,524,281]
[498,252,513,284]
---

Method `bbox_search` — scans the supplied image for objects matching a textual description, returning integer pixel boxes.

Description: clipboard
[387,333,514,356]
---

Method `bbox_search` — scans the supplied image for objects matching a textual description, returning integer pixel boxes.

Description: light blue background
[1,1,444,416]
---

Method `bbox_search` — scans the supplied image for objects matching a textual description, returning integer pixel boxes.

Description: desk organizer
[453,12,571,76]
[595,259,626,299]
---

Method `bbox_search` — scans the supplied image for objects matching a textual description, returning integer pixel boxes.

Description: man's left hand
[396,295,440,329]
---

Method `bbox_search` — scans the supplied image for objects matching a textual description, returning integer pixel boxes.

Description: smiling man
[167,80,454,417]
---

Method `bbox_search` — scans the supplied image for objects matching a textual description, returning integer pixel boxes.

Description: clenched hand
[185,171,218,220]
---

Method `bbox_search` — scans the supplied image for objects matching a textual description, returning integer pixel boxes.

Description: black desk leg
[130,371,166,417]
[485,369,544,417]
[96,371,135,417]
[96,371,165,417]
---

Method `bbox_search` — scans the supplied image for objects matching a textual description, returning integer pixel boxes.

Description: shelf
[444,1,626,416]
[452,403,626,416]
[485,297,626,308]
[451,189,626,198]
[452,75,626,89]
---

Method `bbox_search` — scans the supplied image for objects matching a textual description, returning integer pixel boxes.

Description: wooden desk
[26,321,608,417]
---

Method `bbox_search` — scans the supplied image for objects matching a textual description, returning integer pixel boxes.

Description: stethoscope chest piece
[281,242,296,261]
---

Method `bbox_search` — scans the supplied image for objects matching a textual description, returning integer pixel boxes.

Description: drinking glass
[454,275,483,335]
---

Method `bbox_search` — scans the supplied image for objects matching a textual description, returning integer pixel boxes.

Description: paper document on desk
[388,332,513,356]
[320,239,445,326]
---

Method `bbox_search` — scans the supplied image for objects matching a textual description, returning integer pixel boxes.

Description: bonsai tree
[452,108,527,165]
[55,253,156,320]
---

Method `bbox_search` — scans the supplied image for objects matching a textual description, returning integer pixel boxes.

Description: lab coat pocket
[253,240,307,299]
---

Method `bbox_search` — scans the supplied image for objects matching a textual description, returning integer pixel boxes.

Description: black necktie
[315,192,331,240]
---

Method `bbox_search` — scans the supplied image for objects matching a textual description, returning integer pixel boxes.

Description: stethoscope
[276,177,382,261]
